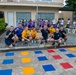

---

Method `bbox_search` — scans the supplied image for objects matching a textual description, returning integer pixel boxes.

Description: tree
[66,0,76,15]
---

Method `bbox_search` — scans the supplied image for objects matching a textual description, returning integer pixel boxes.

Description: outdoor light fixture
[59,11,62,13]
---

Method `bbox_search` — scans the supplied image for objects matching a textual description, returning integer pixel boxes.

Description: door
[8,12,14,27]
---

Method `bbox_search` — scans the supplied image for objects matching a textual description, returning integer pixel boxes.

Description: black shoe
[45,40,47,43]
[58,43,60,47]
[13,44,15,47]
[52,42,55,46]
[40,41,43,44]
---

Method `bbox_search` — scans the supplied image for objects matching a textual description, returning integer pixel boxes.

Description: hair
[10,26,14,27]
[18,23,22,25]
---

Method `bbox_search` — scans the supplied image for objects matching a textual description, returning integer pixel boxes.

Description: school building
[0,0,73,27]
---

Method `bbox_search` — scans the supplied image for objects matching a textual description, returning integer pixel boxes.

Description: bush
[0,18,8,31]
[0,18,5,23]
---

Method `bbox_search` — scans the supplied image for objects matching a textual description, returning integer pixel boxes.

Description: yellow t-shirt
[22,30,31,38]
[31,30,38,39]
[48,27,55,34]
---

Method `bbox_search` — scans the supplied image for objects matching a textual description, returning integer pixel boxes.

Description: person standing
[67,18,70,28]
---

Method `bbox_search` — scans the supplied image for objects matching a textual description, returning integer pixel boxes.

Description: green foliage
[66,0,76,11]
[0,18,8,31]
[0,18,5,23]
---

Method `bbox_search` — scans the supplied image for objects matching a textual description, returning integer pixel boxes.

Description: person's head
[24,26,28,31]
[18,23,22,28]
[33,27,36,31]
[68,18,70,20]
[10,26,14,31]
[55,28,59,33]
[51,25,53,28]
[59,26,63,31]
[29,19,32,22]
[42,19,43,21]
[44,25,47,30]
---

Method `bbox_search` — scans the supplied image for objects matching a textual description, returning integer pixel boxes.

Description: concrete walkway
[0,48,76,75]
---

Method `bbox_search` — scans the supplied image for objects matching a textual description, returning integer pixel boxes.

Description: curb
[0,44,76,52]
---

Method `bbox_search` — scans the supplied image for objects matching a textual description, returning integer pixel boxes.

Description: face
[44,25,47,30]
[10,26,14,31]
[25,27,28,30]
[51,25,53,28]
[33,28,36,31]
[18,23,22,28]
[60,27,63,31]
[55,28,59,33]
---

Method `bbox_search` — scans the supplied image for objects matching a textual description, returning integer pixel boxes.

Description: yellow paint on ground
[69,48,76,51]
[21,52,29,56]
[22,58,31,63]
[22,67,34,74]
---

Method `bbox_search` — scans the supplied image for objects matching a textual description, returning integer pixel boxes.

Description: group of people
[5,22,67,48]
[19,18,72,28]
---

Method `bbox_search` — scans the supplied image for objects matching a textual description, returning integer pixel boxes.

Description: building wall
[59,11,73,24]
[0,6,73,27]
[0,6,60,27]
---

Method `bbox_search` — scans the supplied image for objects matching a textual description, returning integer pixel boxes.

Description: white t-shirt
[67,20,70,24]
[73,21,76,25]
[52,19,56,24]
[61,20,64,25]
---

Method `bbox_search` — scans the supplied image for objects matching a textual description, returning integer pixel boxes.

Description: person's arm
[5,31,11,39]
[63,30,67,36]
[59,33,62,40]
[14,27,19,32]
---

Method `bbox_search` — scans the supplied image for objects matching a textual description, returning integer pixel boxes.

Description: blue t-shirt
[14,27,23,37]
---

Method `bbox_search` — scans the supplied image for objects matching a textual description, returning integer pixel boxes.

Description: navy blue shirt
[59,30,66,37]
[41,29,50,39]
[14,27,23,37]
[5,30,15,40]
[53,32,62,40]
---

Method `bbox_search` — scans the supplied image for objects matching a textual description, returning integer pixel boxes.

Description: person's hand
[15,28,19,31]
[8,32,11,36]
[27,39,30,41]
[63,33,65,35]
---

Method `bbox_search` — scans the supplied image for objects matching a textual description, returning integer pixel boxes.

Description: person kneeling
[51,28,62,47]
[40,25,50,44]
[22,26,32,45]
[5,26,18,48]
[59,27,67,44]
[31,27,38,44]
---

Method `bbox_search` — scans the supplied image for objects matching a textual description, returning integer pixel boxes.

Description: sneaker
[45,40,47,43]
[15,43,18,47]
[58,43,60,47]
[34,40,37,44]
[31,40,34,44]
[52,42,55,46]
[64,42,66,45]
[12,44,15,47]
[40,41,43,44]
